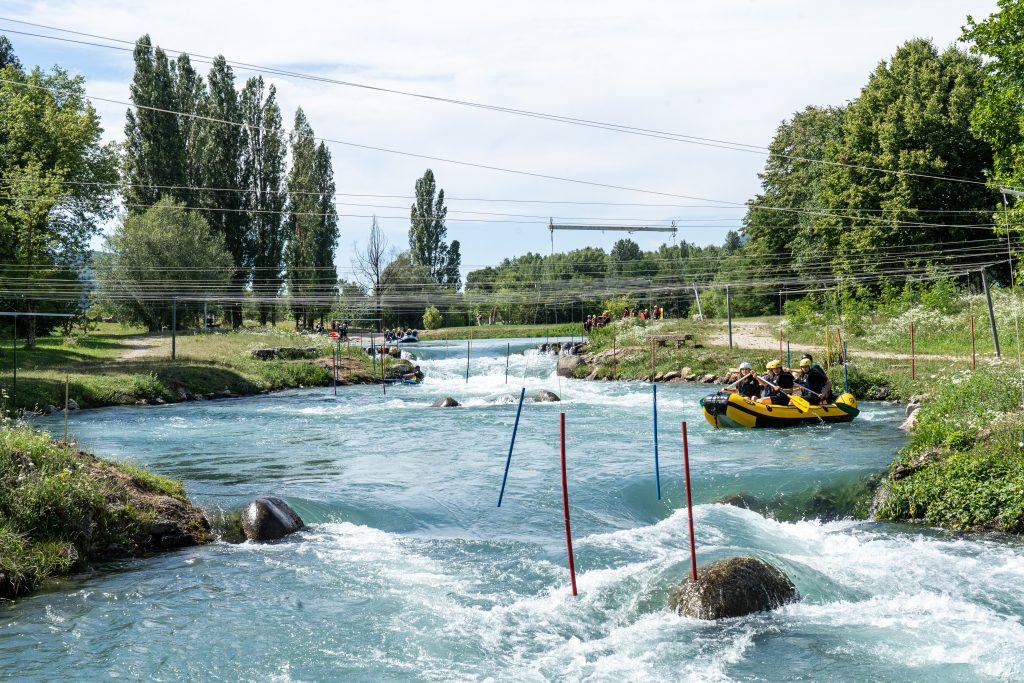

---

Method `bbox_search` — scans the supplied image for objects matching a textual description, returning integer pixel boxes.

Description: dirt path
[119,335,167,361]
[705,320,964,362]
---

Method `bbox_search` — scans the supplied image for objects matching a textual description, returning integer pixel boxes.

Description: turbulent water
[7,337,1024,681]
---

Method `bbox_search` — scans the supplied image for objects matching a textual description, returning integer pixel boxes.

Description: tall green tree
[198,56,248,327]
[123,35,192,209]
[0,37,118,346]
[96,198,233,330]
[241,77,287,325]
[820,39,994,277]
[964,0,1024,271]
[284,109,338,327]
[409,169,460,288]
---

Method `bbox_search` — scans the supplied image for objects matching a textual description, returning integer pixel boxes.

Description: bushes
[422,306,443,330]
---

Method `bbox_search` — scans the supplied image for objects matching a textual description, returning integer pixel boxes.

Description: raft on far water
[701,391,859,429]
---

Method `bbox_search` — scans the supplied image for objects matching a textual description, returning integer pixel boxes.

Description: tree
[123,35,192,210]
[285,109,338,328]
[241,77,287,325]
[964,1,1024,270]
[409,169,460,287]
[380,252,438,327]
[819,39,993,277]
[0,38,118,346]
[95,199,233,330]
[197,56,248,327]
[423,306,443,329]
[610,238,643,276]
[352,217,394,332]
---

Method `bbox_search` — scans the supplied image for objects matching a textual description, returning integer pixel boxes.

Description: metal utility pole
[981,268,1000,358]
[726,286,733,348]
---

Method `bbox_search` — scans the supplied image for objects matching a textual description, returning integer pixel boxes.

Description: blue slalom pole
[653,383,661,500]
[497,387,527,507]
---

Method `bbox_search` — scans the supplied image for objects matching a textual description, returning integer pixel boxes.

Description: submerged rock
[714,492,764,513]
[668,556,798,620]
[241,496,305,542]
[533,390,561,402]
[431,396,460,408]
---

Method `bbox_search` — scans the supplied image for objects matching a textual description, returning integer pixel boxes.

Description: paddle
[757,375,812,413]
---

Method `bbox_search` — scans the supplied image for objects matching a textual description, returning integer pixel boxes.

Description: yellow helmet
[766,359,782,370]
[799,358,812,368]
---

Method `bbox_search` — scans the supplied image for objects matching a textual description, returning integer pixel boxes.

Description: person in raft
[724,361,761,399]
[794,355,831,405]
[756,359,795,405]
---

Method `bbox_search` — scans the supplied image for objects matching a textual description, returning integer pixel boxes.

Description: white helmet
[739,362,752,370]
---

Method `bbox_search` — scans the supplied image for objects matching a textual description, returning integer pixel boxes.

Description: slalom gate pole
[842,341,850,393]
[333,342,338,396]
[496,386,526,507]
[970,314,977,370]
[560,412,579,596]
[381,345,387,396]
[370,334,377,384]
[681,421,697,581]
[652,384,661,499]
[505,342,510,384]
[786,339,791,368]
[910,322,916,380]
[63,375,69,441]
[651,341,657,380]
[465,340,471,383]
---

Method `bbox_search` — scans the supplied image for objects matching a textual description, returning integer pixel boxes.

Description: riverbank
[0,424,210,600]
[418,322,582,341]
[1,324,376,414]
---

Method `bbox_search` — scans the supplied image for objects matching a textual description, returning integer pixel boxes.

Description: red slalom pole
[560,412,578,596]
[681,421,697,581]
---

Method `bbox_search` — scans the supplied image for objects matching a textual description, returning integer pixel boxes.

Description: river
[5,337,1024,680]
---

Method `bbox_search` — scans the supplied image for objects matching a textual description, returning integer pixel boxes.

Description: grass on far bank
[0,324,374,413]
[0,424,189,599]
[418,322,584,341]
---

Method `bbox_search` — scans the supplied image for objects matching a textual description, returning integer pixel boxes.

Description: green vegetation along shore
[0,323,375,414]
[0,424,210,600]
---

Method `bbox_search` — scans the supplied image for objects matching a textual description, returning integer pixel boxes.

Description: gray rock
[714,492,764,513]
[251,347,279,360]
[661,370,681,382]
[668,556,798,620]
[533,390,561,402]
[241,496,305,542]
[556,354,582,377]
[701,374,716,383]
[431,396,460,408]
[66,398,79,411]
[44,404,58,415]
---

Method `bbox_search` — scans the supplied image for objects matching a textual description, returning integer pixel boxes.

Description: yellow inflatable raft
[701,391,859,429]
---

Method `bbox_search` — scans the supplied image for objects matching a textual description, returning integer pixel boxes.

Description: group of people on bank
[384,328,418,342]
[583,312,612,331]
[623,304,665,321]
[725,355,832,406]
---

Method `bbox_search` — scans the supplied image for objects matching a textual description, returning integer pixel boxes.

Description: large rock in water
[431,396,460,407]
[241,496,305,542]
[556,354,582,377]
[533,389,561,402]
[668,556,798,619]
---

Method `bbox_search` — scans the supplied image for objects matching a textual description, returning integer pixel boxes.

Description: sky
[0,0,1000,282]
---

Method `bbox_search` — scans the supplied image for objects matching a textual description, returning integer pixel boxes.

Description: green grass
[874,364,1024,532]
[418,322,584,341]
[0,325,374,413]
[0,424,194,599]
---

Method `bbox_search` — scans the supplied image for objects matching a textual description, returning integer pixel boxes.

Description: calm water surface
[5,338,1024,681]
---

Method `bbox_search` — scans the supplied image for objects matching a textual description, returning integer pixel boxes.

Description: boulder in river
[241,496,305,542]
[431,396,460,408]
[532,389,561,402]
[714,491,765,513]
[556,354,582,377]
[668,556,798,619]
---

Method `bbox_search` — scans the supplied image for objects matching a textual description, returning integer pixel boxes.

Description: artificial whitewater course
[5,337,1024,680]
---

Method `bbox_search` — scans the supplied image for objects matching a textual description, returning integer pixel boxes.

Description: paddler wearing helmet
[724,361,761,399]
[756,359,795,405]
[794,354,831,405]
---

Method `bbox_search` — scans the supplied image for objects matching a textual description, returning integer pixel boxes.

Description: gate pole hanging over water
[652,384,661,500]
[370,334,377,383]
[497,387,526,507]
[505,342,510,384]
[726,286,733,348]
[681,421,698,581]
[465,340,471,383]
[559,412,579,596]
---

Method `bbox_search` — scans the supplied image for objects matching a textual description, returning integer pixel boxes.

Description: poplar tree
[198,56,248,326]
[285,109,338,327]
[409,169,460,288]
[123,35,190,209]
[241,77,287,325]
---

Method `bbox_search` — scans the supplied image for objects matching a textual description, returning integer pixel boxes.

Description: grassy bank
[418,322,583,341]
[0,324,375,413]
[873,364,1024,532]
[0,424,209,599]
